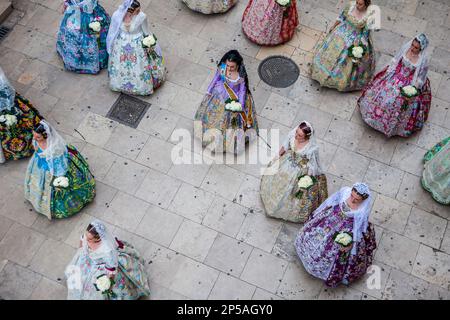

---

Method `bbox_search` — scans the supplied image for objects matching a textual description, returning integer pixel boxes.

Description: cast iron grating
[0,26,11,42]
[106,94,151,128]
[258,55,300,88]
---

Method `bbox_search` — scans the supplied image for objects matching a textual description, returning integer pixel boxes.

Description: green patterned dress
[0,94,42,162]
[24,144,96,219]
[421,137,450,205]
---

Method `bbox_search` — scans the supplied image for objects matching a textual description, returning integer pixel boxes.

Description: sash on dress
[223,81,254,128]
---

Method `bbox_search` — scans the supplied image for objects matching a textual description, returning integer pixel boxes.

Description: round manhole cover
[258,55,300,88]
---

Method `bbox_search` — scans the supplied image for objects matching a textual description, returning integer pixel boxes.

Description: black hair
[352,187,369,200]
[86,224,101,240]
[33,123,48,139]
[218,50,251,95]
[128,0,141,12]
[298,122,312,138]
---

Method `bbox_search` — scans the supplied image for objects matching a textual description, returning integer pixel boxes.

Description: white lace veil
[312,182,372,255]
[106,0,133,54]
[386,33,430,89]
[0,66,15,112]
[65,0,97,30]
[84,219,119,267]
[38,120,69,176]
[282,121,323,176]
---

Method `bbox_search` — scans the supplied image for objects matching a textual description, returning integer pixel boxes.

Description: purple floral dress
[295,201,376,287]
[358,56,432,137]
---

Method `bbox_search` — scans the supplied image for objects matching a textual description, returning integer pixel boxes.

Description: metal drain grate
[258,55,300,88]
[0,26,11,42]
[106,94,151,128]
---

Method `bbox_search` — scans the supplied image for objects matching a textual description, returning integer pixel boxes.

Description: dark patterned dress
[295,201,376,287]
[0,94,42,161]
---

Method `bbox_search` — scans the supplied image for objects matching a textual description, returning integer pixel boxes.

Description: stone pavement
[0,0,449,300]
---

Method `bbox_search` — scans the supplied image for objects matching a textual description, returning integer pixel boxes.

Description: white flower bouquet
[142,34,158,59]
[88,17,103,47]
[348,44,367,63]
[400,85,420,110]
[294,174,317,199]
[94,274,117,299]
[0,114,17,127]
[276,0,292,7]
[333,231,353,247]
[225,99,243,112]
[53,176,69,188]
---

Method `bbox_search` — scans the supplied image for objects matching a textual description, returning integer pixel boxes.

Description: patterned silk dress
[242,0,299,46]
[57,0,110,74]
[260,141,328,223]
[311,1,375,92]
[295,200,376,287]
[194,70,258,154]
[66,236,150,300]
[24,144,96,219]
[108,11,165,95]
[358,56,432,137]
[421,137,450,205]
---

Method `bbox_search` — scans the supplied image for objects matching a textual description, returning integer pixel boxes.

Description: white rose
[0,115,6,123]
[335,232,352,246]
[402,85,417,96]
[352,46,364,59]
[53,176,69,188]
[231,101,242,111]
[298,175,314,189]
[142,35,156,47]
[95,275,112,292]
[89,21,101,33]
[276,0,290,6]
[4,115,17,127]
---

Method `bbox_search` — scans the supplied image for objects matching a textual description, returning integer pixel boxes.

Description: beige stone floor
[0,0,449,300]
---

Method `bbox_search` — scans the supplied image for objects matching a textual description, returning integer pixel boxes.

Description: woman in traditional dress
[57,0,110,74]
[311,0,375,92]
[182,0,238,14]
[242,0,299,46]
[24,120,96,220]
[194,50,258,154]
[358,34,432,137]
[0,67,42,164]
[421,137,450,205]
[65,220,150,300]
[260,121,328,223]
[107,0,165,95]
[295,182,376,287]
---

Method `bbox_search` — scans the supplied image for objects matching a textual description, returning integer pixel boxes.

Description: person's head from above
[295,121,313,142]
[411,34,429,55]
[219,50,244,73]
[349,182,370,207]
[32,123,48,142]
[86,223,102,247]
[127,0,141,15]
[356,0,371,11]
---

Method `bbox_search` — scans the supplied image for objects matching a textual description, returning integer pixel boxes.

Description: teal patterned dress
[421,137,450,205]
[24,144,96,219]
[66,237,150,300]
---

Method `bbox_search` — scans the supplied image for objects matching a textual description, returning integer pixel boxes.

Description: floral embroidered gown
[311,1,375,92]
[57,0,110,74]
[182,0,238,14]
[358,56,432,138]
[421,137,450,205]
[194,70,259,154]
[260,133,328,223]
[0,71,42,163]
[242,0,299,46]
[66,236,150,300]
[108,11,165,95]
[24,144,96,219]
[295,198,376,287]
